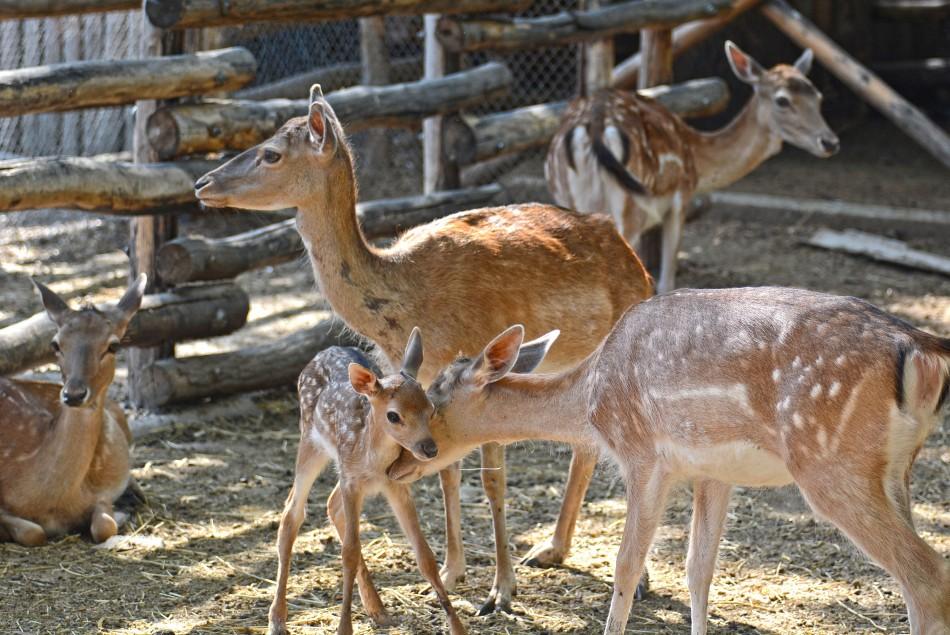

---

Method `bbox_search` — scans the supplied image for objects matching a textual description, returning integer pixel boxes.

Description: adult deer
[0,275,146,546]
[194,85,652,614]
[390,288,950,635]
[547,42,839,293]
[269,329,465,635]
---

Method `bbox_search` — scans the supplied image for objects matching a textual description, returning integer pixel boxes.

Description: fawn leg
[336,482,366,635]
[686,480,732,635]
[89,500,118,544]
[438,462,466,589]
[0,510,46,546]
[384,483,467,635]
[268,444,329,635]
[478,442,516,615]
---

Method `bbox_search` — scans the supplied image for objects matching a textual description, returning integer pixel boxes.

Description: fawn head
[725,41,839,158]
[34,274,147,408]
[348,328,439,461]
[194,84,351,211]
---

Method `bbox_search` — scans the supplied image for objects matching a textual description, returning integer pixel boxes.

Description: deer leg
[89,500,118,544]
[383,483,467,635]
[604,458,672,635]
[327,483,391,627]
[337,481,366,635]
[477,442,515,615]
[268,443,330,635]
[656,192,687,294]
[0,510,46,547]
[686,480,732,635]
[438,462,466,590]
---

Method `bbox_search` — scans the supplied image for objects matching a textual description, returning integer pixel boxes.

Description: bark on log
[0,0,137,20]
[0,156,218,213]
[148,61,512,160]
[235,57,421,100]
[0,283,249,376]
[136,317,364,407]
[761,0,950,169]
[466,77,729,164]
[0,47,256,118]
[436,0,731,53]
[156,184,502,284]
[146,0,531,29]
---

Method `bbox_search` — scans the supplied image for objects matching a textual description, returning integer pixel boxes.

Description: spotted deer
[547,41,839,293]
[0,275,146,546]
[195,84,652,613]
[269,328,466,635]
[389,288,950,635]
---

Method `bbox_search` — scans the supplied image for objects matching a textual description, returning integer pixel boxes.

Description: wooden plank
[806,228,950,276]
[359,16,391,173]
[235,57,421,100]
[422,12,459,193]
[0,0,137,20]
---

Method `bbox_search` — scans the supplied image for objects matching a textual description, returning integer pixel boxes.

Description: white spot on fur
[792,412,804,429]
[772,368,781,382]
[835,354,847,367]
[829,381,841,398]
[810,384,823,399]
[659,384,756,417]
[791,356,802,370]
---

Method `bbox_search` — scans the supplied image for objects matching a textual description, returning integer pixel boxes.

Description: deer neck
[692,94,783,193]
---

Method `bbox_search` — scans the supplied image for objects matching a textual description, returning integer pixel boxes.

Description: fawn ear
[793,48,814,75]
[33,279,71,326]
[308,84,336,153]
[510,330,559,374]
[474,325,525,385]
[112,273,147,331]
[349,363,380,396]
[725,41,765,84]
[401,327,424,379]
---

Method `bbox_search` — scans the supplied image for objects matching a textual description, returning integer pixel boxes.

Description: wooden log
[761,0,950,169]
[0,156,218,213]
[145,0,531,29]
[235,56,422,100]
[465,77,729,164]
[156,184,502,284]
[0,0,138,20]
[612,0,761,88]
[806,228,950,276]
[0,283,250,376]
[0,47,256,118]
[436,0,731,53]
[147,61,512,160]
[423,12,461,193]
[359,16,392,174]
[136,317,364,407]
[872,58,950,88]
[873,0,950,19]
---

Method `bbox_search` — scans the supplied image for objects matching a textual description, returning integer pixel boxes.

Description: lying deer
[269,328,465,635]
[390,288,950,635]
[196,84,652,613]
[547,41,839,293]
[0,275,146,546]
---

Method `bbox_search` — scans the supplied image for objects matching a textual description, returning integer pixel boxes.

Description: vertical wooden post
[581,0,612,94]
[635,28,673,278]
[360,16,391,171]
[422,13,460,193]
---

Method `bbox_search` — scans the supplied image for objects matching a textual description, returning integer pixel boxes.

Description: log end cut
[147,109,182,162]
[145,0,185,29]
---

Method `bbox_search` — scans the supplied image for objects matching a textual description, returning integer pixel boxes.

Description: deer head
[725,40,839,158]
[34,274,147,408]
[348,327,439,461]
[194,84,352,211]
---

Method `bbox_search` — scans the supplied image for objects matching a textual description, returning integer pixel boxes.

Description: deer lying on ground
[195,84,653,615]
[0,275,146,546]
[547,41,839,293]
[390,288,950,635]
[269,328,465,635]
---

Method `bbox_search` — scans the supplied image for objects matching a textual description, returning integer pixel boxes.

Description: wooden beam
[422,13,460,193]
[761,0,950,169]
[234,56,422,100]
[872,58,950,89]
[145,0,531,29]
[148,62,511,160]
[0,283,249,376]
[806,228,950,277]
[0,0,137,20]
[359,16,392,173]
[0,47,255,118]
[436,0,731,53]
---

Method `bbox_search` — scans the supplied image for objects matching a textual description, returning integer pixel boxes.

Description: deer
[194,84,653,615]
[0,274,147,547]
[388,287,950,635]
[546,41,840,294]
[268,328,466,635]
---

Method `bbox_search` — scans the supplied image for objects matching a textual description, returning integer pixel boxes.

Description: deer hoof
[520,539,565,568]
[267,621,288,635]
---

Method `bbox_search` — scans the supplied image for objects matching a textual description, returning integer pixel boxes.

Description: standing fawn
[268,328,466,635]
[390,288,950,635]
[196,84,652,613]
[547,41,839,293]
[0,275,146,546]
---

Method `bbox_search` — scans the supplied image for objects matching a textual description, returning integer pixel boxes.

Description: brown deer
[0,275,146,546]
[268,328,465,635]
[194,85,652,614]
[547,41,839,293]
[389,288,950,635]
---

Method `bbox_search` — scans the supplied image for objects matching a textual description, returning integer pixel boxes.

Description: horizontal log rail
[0,283,249,376]
[147,61,512,160]
[0,47,256,118]
[235,56,422,100]
[145,0,531,29]
[0,0,137,20]
[156,183,503,284]
[437,0,731,53]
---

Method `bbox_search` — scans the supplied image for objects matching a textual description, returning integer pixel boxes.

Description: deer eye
[107,341,120,355]
[50,340,61,354]
[262,149,282,164]
[386,411,401,424]
[775,95,792,108]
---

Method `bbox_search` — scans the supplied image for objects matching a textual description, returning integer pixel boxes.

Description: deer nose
[61,385,89,407]
[418,439,439,459]
[194,175,212,191]
[819,136,839,155]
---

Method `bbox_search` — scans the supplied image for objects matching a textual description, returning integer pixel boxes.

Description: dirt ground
[0,118,948,635]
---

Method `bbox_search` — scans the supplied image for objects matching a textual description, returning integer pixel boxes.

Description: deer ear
[474,325,525,385]
[349,363,379,396]
[308,84,335,151]
[793,48,814,75]
[725,41,765,84]
[113,273,147,330]
[33,279,71,326]
[401,327,424,379]
[510,330,559,374]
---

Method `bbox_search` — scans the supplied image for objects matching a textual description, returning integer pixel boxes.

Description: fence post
[359,16,391,172]
[422,13,460,193]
